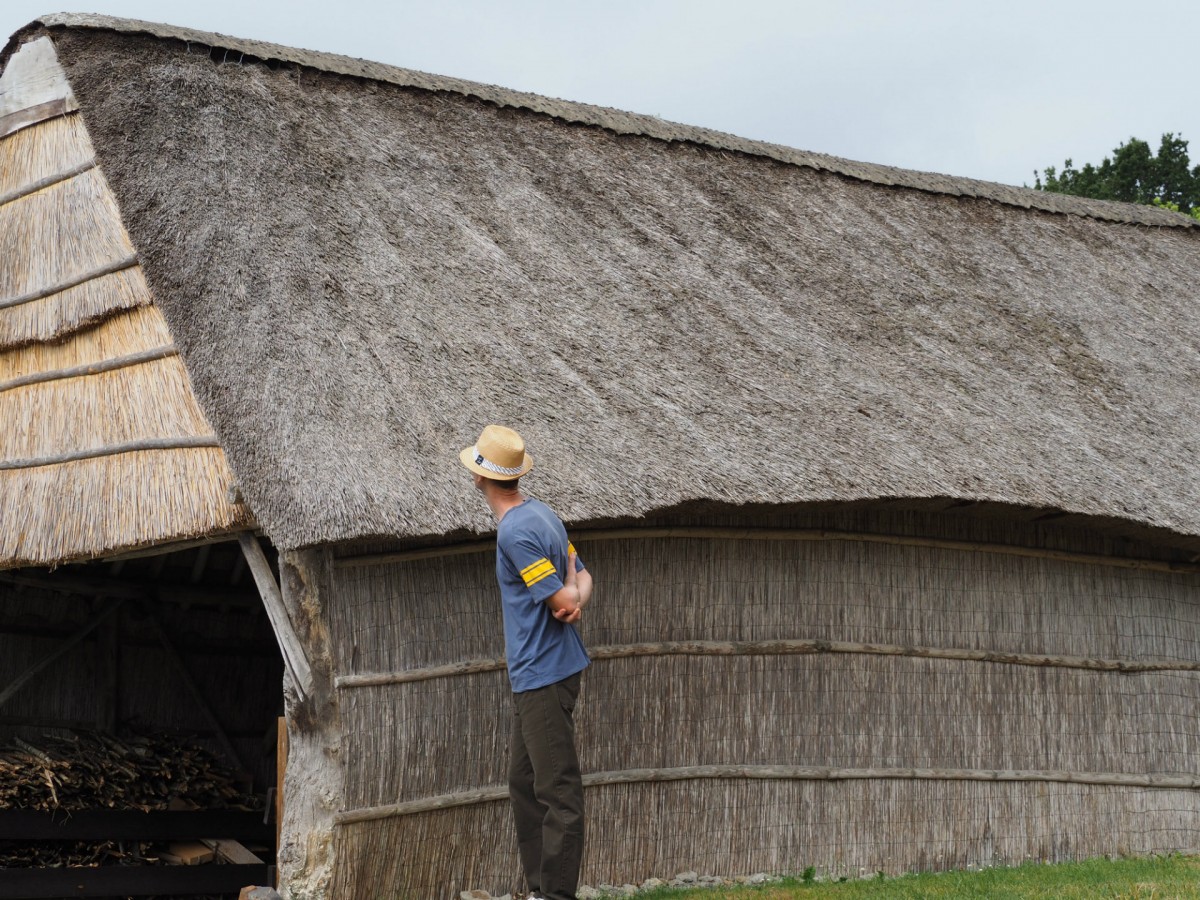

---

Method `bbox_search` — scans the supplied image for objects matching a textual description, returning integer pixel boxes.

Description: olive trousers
[509,671,584,900]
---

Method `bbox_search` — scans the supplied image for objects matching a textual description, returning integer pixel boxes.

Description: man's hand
[553,606,582,624]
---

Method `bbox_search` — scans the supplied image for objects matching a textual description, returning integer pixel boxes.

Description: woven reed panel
[327,527,1200,894]
[333,781,1200,897]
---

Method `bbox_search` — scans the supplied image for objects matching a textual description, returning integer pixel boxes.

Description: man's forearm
[546,584,582,614]
[576,570,593,609]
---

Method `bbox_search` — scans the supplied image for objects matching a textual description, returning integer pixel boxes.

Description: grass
[634,855,1200,899]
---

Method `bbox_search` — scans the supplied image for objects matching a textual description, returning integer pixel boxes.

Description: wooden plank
[0,98,72,139]
[239,534,313,702]
[0,809,271,840]
[334,764,1200,825]
[334,525,1200,575]
[0,37,79,136]
[0,601,122,711]
[0,864,269,898]
[167,840,214,865]
[203,837,264,865]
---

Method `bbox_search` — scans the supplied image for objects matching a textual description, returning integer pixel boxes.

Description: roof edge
[8,12,1197,232]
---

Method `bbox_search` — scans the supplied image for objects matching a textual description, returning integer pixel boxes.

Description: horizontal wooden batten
[335,763,1200,825]
[0,254,139,312]
[0,158,97,208]
[334,637,1200,690]
[333,526,1200,575]
[0,344,178,394]
[0,97,76,140]
[0,435,221,471]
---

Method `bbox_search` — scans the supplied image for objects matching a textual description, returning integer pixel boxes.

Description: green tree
[1034,132,1200,215]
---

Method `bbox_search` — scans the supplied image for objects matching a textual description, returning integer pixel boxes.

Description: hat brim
[459,446,534,480]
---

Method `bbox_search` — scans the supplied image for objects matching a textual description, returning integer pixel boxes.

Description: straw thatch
[0,167,134,300]
[0,305,171,380]
[0,113,93,200]
[0,44,252,567]
[2,15,1192,557]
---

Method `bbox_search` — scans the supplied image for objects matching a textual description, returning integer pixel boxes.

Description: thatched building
[3,13,1200,899]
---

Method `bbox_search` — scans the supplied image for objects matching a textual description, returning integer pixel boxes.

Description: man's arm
[548,548,591,623]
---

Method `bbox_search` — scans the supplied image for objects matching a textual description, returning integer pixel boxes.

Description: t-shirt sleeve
[502,530,565,603]
[568,541,585,572]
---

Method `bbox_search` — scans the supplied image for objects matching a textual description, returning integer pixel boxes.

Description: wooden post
[275,715,287,885]
[238,534,313,702]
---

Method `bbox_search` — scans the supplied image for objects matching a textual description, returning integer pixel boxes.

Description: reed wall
[322,516,1200,897]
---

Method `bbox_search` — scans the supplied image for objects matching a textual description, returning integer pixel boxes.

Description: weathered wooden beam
[275,716,287,858]
[334,636,1200,690]
[0,345,178,395]
[0,435,221,471]
[0,808,272,840]
[334,763,1200,825]
[0,97,73,140]
[0,570,260,609]
[0,158,97,209]
[238,534,313,702]
[0,253,138,311]
[333,526,1200,575]
[0,601,122,711]
[103,532,246,563]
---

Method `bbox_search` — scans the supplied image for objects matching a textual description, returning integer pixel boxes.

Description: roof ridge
[10,12,1197,230]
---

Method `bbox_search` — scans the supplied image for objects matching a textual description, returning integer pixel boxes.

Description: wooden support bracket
[238,534,314,702]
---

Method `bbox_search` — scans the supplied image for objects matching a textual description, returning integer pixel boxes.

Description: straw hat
[460,425,534,480]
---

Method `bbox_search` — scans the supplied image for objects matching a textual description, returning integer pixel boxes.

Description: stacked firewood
[0,731,260,868]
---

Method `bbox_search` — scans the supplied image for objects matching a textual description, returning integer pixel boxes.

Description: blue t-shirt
[496,498,590,692]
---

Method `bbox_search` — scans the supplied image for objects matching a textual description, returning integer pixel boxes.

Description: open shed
[3,13,1200,899]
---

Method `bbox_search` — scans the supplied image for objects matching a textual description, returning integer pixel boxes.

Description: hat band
[471,446,524,477]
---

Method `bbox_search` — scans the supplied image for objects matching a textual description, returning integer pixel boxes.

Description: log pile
[0,731,260,868]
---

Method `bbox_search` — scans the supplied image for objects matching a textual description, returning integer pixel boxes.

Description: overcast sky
[3,1,1198,188]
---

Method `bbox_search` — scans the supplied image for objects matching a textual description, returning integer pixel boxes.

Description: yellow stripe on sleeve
[521,560,556,587]
[525,567,557,588]
[520,557,552,576]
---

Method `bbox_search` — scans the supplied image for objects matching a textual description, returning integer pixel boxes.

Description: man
[460,424,593,900]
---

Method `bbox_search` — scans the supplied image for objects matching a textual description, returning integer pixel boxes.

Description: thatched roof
[2,14,1199,557]
[0,30,251,568]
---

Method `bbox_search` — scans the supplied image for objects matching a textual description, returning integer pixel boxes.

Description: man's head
[460,425,534,488]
